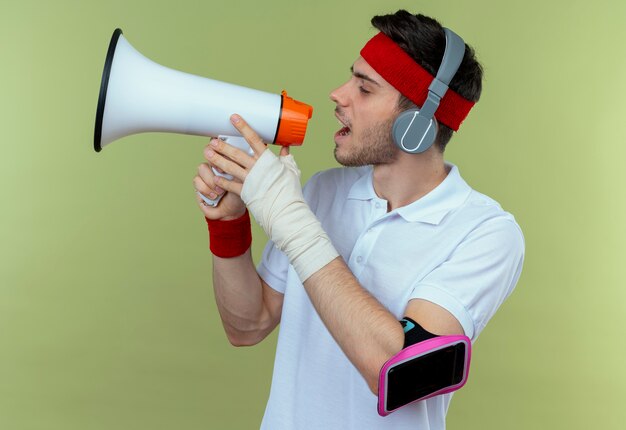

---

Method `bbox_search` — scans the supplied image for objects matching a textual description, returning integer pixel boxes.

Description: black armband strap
[400,317,438,348]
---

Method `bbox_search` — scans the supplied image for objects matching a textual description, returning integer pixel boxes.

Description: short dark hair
[371,10,483,152]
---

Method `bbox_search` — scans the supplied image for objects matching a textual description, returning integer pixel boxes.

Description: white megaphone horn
[94,28,313,206]
[94,29,313,151]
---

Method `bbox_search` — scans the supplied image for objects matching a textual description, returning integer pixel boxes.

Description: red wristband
[205,210,252,258]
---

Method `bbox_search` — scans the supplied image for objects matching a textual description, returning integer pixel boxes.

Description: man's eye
[359,86,371,94]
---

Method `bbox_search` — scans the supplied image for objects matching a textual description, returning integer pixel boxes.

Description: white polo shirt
[257,164,525,430]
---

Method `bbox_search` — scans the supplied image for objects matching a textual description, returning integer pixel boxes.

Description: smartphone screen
[386,342,466,411]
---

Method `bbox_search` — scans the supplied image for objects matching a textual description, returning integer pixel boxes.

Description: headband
[360,32,474,131]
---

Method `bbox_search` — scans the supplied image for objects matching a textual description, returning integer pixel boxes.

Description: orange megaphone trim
[274,91,313,146]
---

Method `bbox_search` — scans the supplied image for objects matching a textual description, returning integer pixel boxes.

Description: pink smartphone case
[378,335,472,417]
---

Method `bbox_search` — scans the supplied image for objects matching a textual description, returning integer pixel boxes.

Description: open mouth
[335,114,352,138]
[337,126,351,136]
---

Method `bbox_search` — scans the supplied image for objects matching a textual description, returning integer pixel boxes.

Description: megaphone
[94,28,313,206]
[94,28,313,151]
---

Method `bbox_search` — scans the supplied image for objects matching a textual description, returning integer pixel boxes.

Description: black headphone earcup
[392,109,437,154]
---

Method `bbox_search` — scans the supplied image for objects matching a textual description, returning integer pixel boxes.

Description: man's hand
[207,114,339,282]
[202,114,289,194]
[193,138,251,221]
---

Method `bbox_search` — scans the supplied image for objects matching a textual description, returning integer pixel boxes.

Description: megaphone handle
[197,135,254,207]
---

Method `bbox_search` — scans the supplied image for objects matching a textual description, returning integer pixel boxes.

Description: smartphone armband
[378,334,472,417]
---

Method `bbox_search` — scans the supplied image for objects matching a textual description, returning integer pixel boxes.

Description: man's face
[330,57,402,167]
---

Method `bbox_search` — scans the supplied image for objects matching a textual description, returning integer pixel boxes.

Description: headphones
[392,28,466,154]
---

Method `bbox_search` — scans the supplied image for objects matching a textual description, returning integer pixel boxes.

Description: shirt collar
[347,166,378,201]
[347,163,472,225]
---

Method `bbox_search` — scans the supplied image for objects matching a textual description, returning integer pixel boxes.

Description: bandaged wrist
[241,150,339,281]
[205,210,252,258]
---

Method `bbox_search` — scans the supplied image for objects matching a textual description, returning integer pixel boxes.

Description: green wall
[2,0,625,428]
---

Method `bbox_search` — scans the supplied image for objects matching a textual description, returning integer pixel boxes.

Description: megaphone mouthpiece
[275,91,314,146]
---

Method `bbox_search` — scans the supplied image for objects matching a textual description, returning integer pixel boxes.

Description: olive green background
[2,0,625,428]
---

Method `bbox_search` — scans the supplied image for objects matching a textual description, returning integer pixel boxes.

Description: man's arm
[212,250,283,346]
[194,143,283,346]
[304,258,463,394]
[206,117,464,394]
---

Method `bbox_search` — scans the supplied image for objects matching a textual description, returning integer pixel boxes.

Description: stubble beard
[334,116,400,167]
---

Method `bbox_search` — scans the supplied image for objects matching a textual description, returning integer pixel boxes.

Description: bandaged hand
[207,114,339,282]
[241,149,339,281]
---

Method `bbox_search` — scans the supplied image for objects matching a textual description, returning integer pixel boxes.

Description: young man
[193,10,524,429]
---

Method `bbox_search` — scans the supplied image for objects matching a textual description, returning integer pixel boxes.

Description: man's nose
[329,81,349,106]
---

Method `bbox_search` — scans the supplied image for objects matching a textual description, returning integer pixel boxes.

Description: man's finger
[230,114,267,156]
[214,174,244,197]
[193,173,222,201]
[197,163,224,191]
[208,138,255,170]
[205,148,248,181]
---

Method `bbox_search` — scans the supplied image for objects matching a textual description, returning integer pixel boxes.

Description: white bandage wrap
[241,150,339,282]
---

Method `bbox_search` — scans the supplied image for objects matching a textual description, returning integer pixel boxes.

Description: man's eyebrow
[350,65,381,87]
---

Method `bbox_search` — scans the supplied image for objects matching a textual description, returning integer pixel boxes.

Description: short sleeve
[409,217,525,341]
[257,240,290,294]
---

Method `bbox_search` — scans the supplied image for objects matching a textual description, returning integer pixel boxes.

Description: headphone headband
[418,28,466,122]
